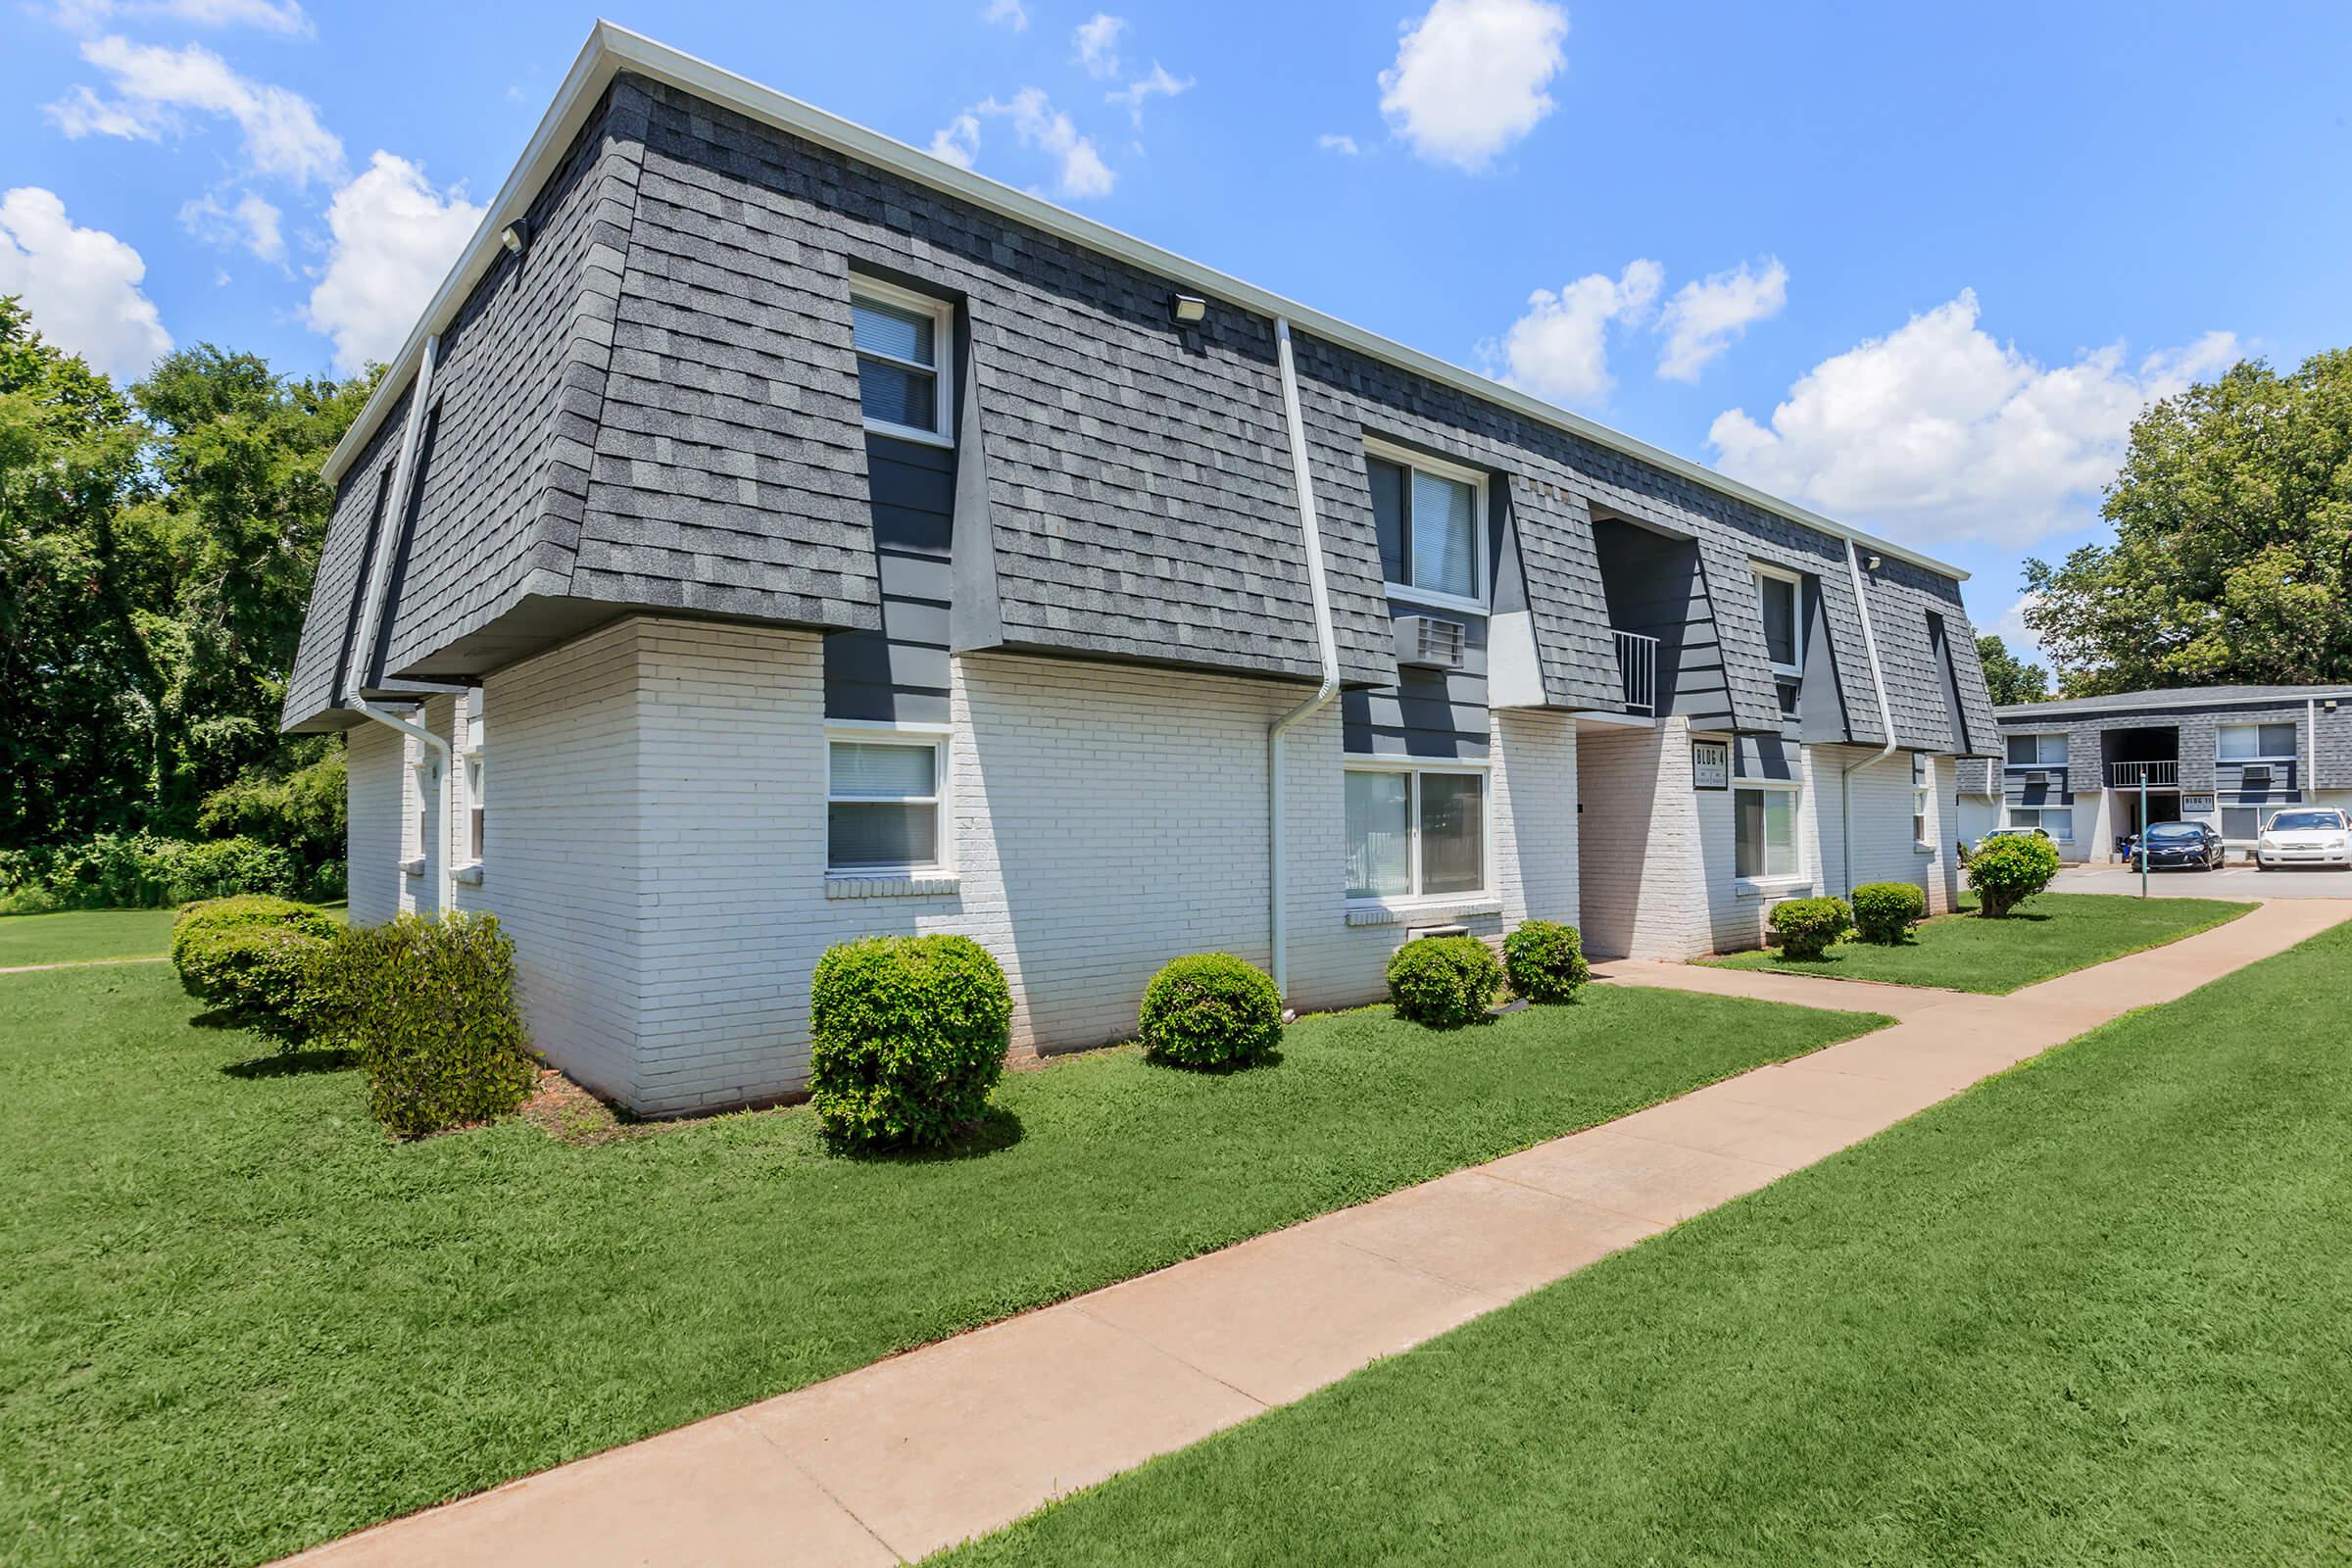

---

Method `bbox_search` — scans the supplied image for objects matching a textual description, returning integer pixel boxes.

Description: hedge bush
[0,833,310,913]
[1502,919,1590,1004]
[1967,832,2062,918]
[1138,953,1283,1069]
[1386,935,1504,1029]
[312,912,536,1137]
[1768,897,1852,960]
[172,896,340,1045]
[1850,881,1928,946]
[808,934,1013,1150]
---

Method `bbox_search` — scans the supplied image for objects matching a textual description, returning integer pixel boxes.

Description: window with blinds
[1366,449,1484,607]
[828,734,948,870]
[850,279,954,443]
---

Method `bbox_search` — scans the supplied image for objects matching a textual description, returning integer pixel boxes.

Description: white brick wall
[406,616,1586,1115]
[345,720,405,927]
[1575,719,1707,959]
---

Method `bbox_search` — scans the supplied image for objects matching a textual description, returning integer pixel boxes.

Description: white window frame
[1342,755,1494,905]
[825,719,954,874]
[1912,753,1933,849]
[1363,438,1490,615]
[2004,731,2069,768]
[1732,775,1804,885]
[2216,721,2297,763]
[458,690,485,867]
[849,276,956,448]
[1751,562,1804,679]
[2010,805,2076,842]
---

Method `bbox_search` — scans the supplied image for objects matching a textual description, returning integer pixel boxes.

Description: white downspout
[1838,538,1899,899]
[342,334,451,915]
[349,696,454,916]
[1268,317,1341,1005]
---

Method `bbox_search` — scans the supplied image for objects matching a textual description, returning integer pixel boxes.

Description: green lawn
[1696,891,2250,992]
[0,959,1885,1566]
[0,907,181,967]
[948,918,2352,1567]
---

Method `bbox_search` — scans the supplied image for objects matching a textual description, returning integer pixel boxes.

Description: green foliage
[808,934,1013,1149]
[1768,898,1853,960]
[1385,935,1504,1029]
[1502,919,1590,1003]
[1966,834,2063,918]
[2023,347,2352,694]
[312,912,536,1137]
[197,742,346,874]
[1,832,300,910]
[1850,882,1928,945]
[1138,953,1283,1069]
[0,297,374,853]
[173,920,333,1046]
[170,894,336,966]
[1974,634,2047,706]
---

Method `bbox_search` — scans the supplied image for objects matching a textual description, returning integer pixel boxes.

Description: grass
[948,916,2352,1568]
[1696,891,2250,992]
[0,950,1885,1567]
[0,907,181,967]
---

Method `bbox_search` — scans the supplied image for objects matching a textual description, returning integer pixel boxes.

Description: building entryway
[2115,789,2182,854]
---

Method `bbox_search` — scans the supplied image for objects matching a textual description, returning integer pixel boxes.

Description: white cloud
[1379,0,1567,171]
[1483,259,1661,406]
[177,188,282,262]
[1106,63,1192,124]
[928,112,981,171]
[51,0,312,33]
[980,0,1028,27]
[1318,132,1361,155]
[1073,13,1125,77]
[302,151,483,375]
[1992,591,2048,667]
[1656,256,1787,381]
[48,35,344,187]
[0,186,172,381]
[941,89,1112,199]
[1707,289,2240,548]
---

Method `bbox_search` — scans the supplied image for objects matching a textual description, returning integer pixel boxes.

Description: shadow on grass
[221,1046,360,1078]
[1143,1046,1288,1076]
[827,1104,1027,1164]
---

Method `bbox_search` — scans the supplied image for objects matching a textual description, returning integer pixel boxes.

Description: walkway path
[0,955,169,975]
[284,898,2348,1568]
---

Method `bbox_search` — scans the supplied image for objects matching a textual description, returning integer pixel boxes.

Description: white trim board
[317,22,1969,585]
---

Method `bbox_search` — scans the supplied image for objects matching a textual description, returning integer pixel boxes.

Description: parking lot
[2053,863,2352,900]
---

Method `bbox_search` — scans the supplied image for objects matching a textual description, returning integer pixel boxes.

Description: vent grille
[1397,614,1466,670]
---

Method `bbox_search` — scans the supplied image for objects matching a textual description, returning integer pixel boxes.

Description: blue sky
[5,0,2350,647]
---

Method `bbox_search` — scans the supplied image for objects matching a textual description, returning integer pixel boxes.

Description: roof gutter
[316,22,1969,586]
[1267,317,1341,1005]
[1838,537,1900,899]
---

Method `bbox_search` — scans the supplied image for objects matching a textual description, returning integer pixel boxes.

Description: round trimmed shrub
[1385,935,1504,1029]
[1966,832,2062,917]
[1850,881,1928,946]
[312,911,536,1136]
[1767,897,1852,960]
[1502,919,1590,1004]
[808,934,1013,1150]
[1139,953,1283,1069]
[172,896,340,1044]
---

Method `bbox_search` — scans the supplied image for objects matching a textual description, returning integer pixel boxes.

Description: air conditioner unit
[2024,770,2050,787]
[1396,615,1467,670]
[2240,763,2273,789]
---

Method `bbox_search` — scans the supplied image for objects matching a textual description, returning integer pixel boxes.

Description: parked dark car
[2122,819,2225,871]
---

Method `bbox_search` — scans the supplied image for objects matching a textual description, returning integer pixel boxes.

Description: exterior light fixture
[500,220,530,256]
[1170,292,1207,324]
[1865,553,1883,571]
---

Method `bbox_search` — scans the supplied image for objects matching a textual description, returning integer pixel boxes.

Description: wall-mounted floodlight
[1865,553,1883,571]
[500,220,531,257]
[1170,293,1207,324]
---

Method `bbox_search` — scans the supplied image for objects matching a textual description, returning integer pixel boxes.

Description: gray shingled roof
[1996,684,2352,720]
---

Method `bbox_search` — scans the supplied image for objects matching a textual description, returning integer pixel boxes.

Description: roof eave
[320,19,1971,584]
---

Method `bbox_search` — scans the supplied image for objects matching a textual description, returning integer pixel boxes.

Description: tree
[0,296,375,848]
[2024,349,2352,695]
[1975,633,2048,706]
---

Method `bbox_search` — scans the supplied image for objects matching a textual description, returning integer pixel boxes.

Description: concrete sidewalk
[284,898,2348,1568]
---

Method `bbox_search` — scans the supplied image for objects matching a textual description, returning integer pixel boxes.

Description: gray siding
[824,434,955,723]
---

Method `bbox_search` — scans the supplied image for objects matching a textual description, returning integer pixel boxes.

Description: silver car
[2255,808,2352,869]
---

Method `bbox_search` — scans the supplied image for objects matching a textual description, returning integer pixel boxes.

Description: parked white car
[2255,808,2352,869]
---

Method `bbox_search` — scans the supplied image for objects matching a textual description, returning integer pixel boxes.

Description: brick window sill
[1345,897,1503,928]
[825,872,961,900]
